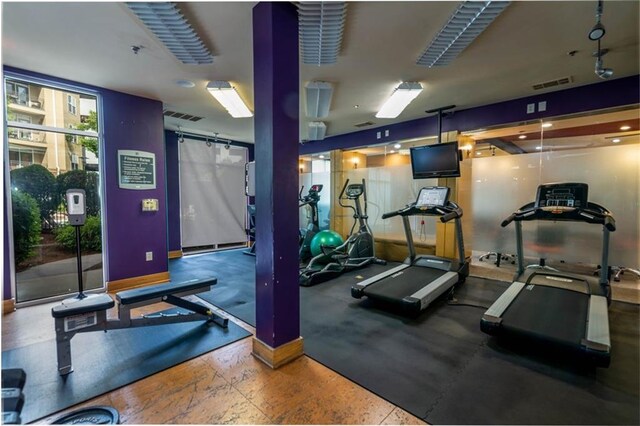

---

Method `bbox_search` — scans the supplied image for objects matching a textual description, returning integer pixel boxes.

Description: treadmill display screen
[416,187,449,207]
[536,183,588,209]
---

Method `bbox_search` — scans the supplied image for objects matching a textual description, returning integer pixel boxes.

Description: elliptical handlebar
[338,179,350,200]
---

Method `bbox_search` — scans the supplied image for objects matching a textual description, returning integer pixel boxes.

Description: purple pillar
[253,2,300,347]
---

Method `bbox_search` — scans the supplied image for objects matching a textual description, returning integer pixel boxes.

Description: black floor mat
[183,251,640,425]
[1,315,250,423]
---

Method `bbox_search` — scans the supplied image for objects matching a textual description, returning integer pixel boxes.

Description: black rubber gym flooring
[190,249,640,425]
[1,307,250,423]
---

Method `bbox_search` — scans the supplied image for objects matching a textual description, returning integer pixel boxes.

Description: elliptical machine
[299,179,386,287]
[299,184,323,262]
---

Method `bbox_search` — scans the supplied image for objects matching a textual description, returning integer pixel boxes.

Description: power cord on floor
[445,287,490,310]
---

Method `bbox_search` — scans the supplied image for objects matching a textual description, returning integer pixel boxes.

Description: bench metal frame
[52,280,228,375]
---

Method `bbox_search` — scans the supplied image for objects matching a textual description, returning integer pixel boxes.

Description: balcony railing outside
[6,94,45,110]
[8,129,46,143]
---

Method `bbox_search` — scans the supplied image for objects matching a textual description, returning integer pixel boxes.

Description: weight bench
[51,278,227,375]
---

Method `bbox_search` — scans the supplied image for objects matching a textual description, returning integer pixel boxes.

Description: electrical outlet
[538,101,547,112]
[146,251,153,261]
[527,103,535,114]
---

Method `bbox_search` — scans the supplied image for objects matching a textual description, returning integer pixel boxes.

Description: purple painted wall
[253,2,301,347]
[165,130,181,253]
[101,91,167,282]
[4,66,168,285]
[300,75,640,155]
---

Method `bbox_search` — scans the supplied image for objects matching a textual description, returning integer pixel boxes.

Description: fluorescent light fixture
[319,154,325,159]
[308,122,327,140]
[612,138,621,143]
[535,146,543,150]
[416,1,511,67]
[518,135,527,139]
[298,2,347,65]
[393,143,401,149]
[542,122,553,128]
[126,2,213,65]
[389,150,395,154]
[305,82,333,118]
[620,125,631,131]
[376,82,423,119]
[206,81,253,118]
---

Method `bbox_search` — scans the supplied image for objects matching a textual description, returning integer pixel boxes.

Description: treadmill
[481,183,616,367]
[351,186,469,316]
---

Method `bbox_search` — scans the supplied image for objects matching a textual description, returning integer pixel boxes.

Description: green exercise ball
[310,230,344,262]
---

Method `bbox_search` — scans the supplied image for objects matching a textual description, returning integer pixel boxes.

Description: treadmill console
[535,183,588,209]
[415,186,450,208]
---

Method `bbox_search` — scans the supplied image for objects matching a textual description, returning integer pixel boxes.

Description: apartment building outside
[6,79,97,175]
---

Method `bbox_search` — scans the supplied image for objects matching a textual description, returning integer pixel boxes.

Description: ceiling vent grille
[354,121,375,128]
[416,1,510,67]
[532,76,574,91]
[126,2,214,65]
[163,110,203,122]
[298,2,347,65]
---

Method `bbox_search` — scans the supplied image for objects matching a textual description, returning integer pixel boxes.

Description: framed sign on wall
[118,150,156,190]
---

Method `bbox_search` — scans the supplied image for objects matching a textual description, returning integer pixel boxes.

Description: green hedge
[54,215,102,252]
[11,191,41,264]
[10,165,58,225]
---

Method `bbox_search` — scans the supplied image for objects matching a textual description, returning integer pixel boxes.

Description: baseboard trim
[252,336,304,369]
[168,250,183,259]
[2,298,16,315]
[106,271,170,293]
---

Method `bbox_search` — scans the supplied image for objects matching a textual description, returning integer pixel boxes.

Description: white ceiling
[3,1,639,144]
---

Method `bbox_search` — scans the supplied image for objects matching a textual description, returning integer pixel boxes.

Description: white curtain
[180,139,247,248]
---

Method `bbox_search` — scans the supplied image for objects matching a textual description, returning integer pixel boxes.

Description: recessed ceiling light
[518,135,527,139]
[535,146,543,150]
[612,138,621,143]
[393,143,401,149]
[542,123,553,128]
[476,152,482,156]
[175,80,195,88]
[354,105,359,109]
[389,150,395,154]
[620,125,631,131]
[319,154,325,159]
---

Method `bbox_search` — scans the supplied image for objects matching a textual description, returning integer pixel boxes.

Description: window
[7,82,29,105]
[67,94,77,115]
[15,115,32,141]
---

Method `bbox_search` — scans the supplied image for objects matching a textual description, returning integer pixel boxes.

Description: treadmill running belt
[502,285,589,347]
[364,267,448,303]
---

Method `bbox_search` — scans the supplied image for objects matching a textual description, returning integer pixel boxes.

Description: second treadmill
[351,186,469,316]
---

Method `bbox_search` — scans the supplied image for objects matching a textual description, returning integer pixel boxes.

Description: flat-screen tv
[410,141,461,179]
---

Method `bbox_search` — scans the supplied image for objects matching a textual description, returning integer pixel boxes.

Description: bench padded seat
[116,278,217,306]
[51,294,115,318]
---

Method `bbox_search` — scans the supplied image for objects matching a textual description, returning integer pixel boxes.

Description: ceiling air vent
[163,110,203,122]
[532,76,574,91]
[354,121,375,128]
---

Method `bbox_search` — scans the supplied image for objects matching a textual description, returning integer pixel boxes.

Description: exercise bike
[299,184,323,262]
[299,179,386,287]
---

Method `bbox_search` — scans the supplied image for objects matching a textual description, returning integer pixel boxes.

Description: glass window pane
[5,78,98,132]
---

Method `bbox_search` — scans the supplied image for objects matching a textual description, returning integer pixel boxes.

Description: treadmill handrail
[501,202,615,231]
[381,201,462,221]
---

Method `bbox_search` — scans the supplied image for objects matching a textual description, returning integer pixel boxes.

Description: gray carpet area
[179,250,640,425]
[1,310,250,423]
